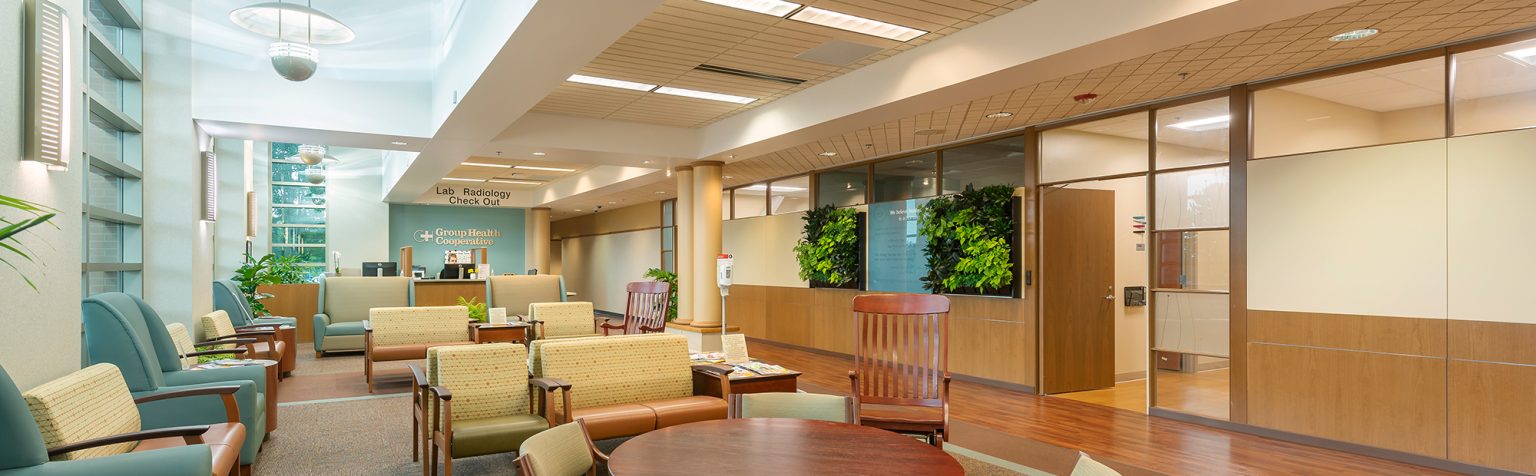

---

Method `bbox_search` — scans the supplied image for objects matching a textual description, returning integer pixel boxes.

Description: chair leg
[411,405,419,462]
[366,359,374,393]
[239,464,252,476]
[427,435,437,476]
[443,439,453,476]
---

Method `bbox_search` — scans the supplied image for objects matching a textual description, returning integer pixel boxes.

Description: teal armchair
[212,279,297,327]
[81,293,268,470]
[314,276,413,355]
[0,364,217,476]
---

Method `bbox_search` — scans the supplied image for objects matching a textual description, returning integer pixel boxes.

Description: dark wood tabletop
[606,418,965,476]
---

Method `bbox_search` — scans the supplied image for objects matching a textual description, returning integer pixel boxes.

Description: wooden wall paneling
[1448,319,1536,365]
[812,288,858,355]
[412,281,488,307]
[949,317,1032,384]
[258,283,319,343]
[724,285,768,336]
[1448,359,1536,473]
[1247,343,1447,458]
[1249,310,1447,357]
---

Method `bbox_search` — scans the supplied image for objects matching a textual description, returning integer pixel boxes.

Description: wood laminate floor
[1051,368,1231,421]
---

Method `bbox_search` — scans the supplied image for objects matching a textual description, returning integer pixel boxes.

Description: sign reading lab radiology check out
[423,186,513,207]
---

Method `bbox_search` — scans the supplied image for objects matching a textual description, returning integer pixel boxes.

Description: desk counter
[412,278,487,306]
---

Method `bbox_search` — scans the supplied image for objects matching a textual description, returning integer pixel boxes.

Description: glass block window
[270,144,328,281]
[81,0,145,295]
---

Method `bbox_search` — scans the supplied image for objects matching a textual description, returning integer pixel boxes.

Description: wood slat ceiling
[548,0,1536,219]
[530,0,1036,128]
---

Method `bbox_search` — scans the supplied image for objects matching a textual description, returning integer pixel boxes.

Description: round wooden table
[607,418,964,475]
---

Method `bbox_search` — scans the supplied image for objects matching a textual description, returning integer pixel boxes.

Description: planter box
[256,283,319,343]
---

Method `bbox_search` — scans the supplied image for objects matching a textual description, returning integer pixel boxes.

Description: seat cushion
[450,415,549,458]
[565,403,656,440]
[642,396,726,429]
[326,321,366,336]
[372,342,474,361]
[859,403,946,433]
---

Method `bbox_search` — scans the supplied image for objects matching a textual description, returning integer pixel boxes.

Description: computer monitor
[439,263,474,279]
[411,266,427,279]
[362,262,398,277]
[526,268,538,275]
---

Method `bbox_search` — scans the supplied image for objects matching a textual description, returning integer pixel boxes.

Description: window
[1040,112,1149,183]
[816,166,867,208]
[270,143,328,281]
[660,200,676,272]
[769,176,810,214]
[871,152,936,202]
[82,0,144,295]
[1453,38,1536,136]
[1253,57,1444,158]
[1156,98,1229,169]
[942,137,1024,194]
[721,190,731,220]
[733,185,767,219]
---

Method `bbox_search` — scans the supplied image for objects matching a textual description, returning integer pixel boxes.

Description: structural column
[526,207,551,274]
[674,166,694,325]
[689,161,724,327]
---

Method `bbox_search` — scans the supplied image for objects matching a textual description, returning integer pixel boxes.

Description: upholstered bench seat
[449,414,550,458]
[561,396,728,440]
[365,306,475,392]
[371,342,474,361]
[537,334,731,441]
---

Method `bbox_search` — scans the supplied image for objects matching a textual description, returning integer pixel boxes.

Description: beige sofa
[486,275,566,317]
[314,276,413,355]
[364,306,475,392]
[537,333,731,440]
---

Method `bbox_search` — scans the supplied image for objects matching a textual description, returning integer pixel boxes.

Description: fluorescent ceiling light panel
[789,7,926,42]
[743,184,807,192]
[489,179,543,185]
[463,162,511,168]
[442,177,483,182]
[1502,46,1536,65]
[1167,114,1231,132]
[513,165,576,173]
[568,74,657,92]
[700,0,801,16]
[654,86,756,104]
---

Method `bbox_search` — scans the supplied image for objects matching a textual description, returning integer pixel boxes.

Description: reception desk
[413,278,487,306]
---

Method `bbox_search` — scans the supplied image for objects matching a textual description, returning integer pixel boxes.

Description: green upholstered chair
[314,276,413,355]
[81,292,268,471]
[486,275,566,318]
[1071,452,1123,476]
[727,392,853,423]
[526,302,600,341]
[212,279,296,328]
[0,363,234,476]
[513,420,607,476]
[424,343,559,476]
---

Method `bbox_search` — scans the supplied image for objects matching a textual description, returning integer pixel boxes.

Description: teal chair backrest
[0,365,49,471]
[212,279,256,326]
[81,293,181,392]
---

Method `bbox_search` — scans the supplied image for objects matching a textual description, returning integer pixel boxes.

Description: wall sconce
[245,191,257,238]
[201,152,217,221]
[25,0,69,170]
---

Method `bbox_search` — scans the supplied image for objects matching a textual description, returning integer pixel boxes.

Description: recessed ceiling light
[463,162,511,168]
[1502,46,1536,65]
[532,152,546,156]
[514,165,576,172]
[489,179,542,185]
[390,141,408,146]
[654,86,756,104]
[818,151,837,157]
[1167,114,1231,132]
[574,209,582,212]
[568,74,657,92]
[642,160,652,164]
[914,129,944,136]
[656,191,667,194]
[229,2,356,44]
[442,177,483,182]
[723,175,734,179]
[608,201,617,204]
[1329,28,1379,42]
[698,0,801,17]
[789,7,926,42]
[985,112,1014,119]
[745,184,806,191]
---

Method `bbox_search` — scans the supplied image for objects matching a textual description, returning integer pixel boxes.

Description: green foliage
[194,346,238,364]
[793,205,861,287]
[0,194,57,291]
[232,253,308,315]
[643,268,679,321]
[457,296,488,322]
[918,184,1016,294]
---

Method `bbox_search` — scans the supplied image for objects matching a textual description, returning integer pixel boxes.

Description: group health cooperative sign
[414,227,502,246]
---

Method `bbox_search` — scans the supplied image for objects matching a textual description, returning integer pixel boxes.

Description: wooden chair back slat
[618,281,669,335]
[851,294,949,408]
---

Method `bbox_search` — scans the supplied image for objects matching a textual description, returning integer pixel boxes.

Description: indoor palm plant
[793,205,862,289]
[918,184,1016,296]
[0,194,57,291]
[232,253,307,315]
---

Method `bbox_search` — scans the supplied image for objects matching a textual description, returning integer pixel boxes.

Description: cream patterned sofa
[314,276,413,355]
[537,333,731,440]
[364,306,475,392]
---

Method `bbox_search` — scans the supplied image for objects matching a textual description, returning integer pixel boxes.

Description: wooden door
[1041,187,1117,394]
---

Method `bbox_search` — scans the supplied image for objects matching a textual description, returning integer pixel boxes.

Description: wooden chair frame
[512,419,608,476]
[847,293,952,448]
[420,368,567,476]
[599,281,669,336]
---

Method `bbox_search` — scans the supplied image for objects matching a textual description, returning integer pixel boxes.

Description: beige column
[689,161,724,327]
[526,207,551,274]
[673,166,694,324]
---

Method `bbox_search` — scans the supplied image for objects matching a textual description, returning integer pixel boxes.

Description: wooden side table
[471,322,530,345]
[691,365,801,397]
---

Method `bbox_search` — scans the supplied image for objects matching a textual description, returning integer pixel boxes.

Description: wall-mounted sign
[867,198,931,293]
[430,186,513,207]
[413,227,502,246]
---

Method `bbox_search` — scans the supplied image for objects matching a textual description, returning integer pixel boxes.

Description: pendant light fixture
[266,0,321,81]
[297,144,326,164]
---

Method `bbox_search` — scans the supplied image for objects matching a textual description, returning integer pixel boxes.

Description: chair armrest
[214,331,275,340]
[363,320,372,332]
[46,425,214,458]
[597,320,624,330]
[529,377,571,392]
[691,364,733,377]
[135,385,243,424]
[235,324,280,331]
[429,385,453,401]
[193,337,257,347]
[409,364,428,388]
[181,348,249,358]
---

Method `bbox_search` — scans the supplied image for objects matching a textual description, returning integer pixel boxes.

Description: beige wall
[1447,128,1536,324]
[551,201,660,239]
[721,212,807,288]
[559,229,660,313]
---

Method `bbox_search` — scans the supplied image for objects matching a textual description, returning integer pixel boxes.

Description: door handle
[1104,286,1115,302]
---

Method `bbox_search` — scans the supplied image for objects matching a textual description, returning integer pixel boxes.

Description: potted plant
[0,194,56,291]
[232,253,306,316]
[793,205,863,289]
[917,184,1017,297]
[456,296,488,322]
[643,267,678,321]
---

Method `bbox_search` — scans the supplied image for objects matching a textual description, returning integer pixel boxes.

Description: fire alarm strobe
[1073,93,1099,104]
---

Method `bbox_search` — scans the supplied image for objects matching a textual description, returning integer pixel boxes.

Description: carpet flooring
[256,394,1025,475]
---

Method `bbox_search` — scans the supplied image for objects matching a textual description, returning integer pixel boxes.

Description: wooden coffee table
[469,322,530,345]
[691,365,800,397]
[607,418,963,475]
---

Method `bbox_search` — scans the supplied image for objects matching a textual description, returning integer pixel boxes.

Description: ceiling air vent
[693,64,805,86]
[796,39,884,66]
